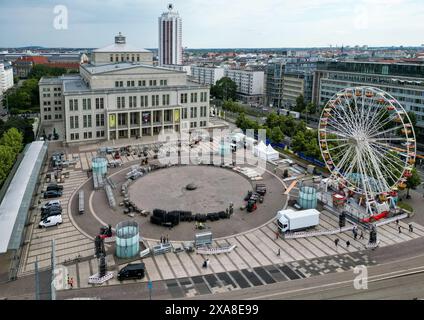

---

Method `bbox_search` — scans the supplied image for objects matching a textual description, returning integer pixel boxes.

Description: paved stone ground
[128,165,251,213]
[10,137,424,299]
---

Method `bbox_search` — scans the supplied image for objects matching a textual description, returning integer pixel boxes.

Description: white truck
[277,209,320,233]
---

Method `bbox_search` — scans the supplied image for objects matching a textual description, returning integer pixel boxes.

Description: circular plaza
[70,160,287,241]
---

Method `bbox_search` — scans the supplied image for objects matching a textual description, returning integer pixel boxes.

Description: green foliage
[6,64,67,114]
[397,202,413,213]
[270,126,284,143]
[0,117,35,144]
[235,113,260,131]
[406,168,421,190]
[210,77,237,100]
[28,64,67,80]
[294,94,306,113]
[0,128,24,187]
[0,128,23,154]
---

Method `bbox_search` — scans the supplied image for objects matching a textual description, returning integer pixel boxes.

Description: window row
[115,79,168,88]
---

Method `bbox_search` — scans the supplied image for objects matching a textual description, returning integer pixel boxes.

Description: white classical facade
[39,35,209,145]
[158,4,182,66]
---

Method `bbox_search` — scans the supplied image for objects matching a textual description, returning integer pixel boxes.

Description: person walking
[277,248,281,256]
[409,224,414,233]
[396,219,399,225]
[166,235,169,243]
[398,226,402,233]
[334,238,339,247]
[275,230,279,240]
[359,230,364,240]
[346,240,351,248]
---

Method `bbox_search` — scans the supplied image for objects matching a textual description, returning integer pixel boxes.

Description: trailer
[78,190,85,214]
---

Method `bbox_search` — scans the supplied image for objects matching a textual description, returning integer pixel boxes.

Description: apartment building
[224,69,264,104]
[314,61,424,140]
[0,62,14,99]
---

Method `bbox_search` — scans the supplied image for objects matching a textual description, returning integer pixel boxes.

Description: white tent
[253,141,267,160]
[266,144,279,161]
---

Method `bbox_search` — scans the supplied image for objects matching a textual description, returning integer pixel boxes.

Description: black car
[117,263,145,281]
[43,190,62,199]
[46,183,64,192]
[41,203,61,213]
[41,205,62,215]
[41,210,62,220]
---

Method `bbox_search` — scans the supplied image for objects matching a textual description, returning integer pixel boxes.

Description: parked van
[117,263,145,281]
[39,215,62,228]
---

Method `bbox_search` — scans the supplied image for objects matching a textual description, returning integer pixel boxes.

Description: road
[189,252,424,300]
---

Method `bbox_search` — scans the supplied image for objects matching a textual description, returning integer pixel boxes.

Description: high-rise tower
[158,4,182,66]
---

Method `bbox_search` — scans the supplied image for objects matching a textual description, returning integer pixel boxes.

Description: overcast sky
[0,0,423,48]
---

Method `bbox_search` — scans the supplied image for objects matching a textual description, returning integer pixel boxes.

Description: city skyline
[1,0,424,49]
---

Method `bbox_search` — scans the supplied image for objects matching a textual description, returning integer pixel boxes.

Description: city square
[0,0,424,307]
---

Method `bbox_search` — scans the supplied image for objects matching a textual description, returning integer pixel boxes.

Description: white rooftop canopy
[0,141,47,253]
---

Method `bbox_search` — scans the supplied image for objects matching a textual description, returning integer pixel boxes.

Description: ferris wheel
[318,86,416,215]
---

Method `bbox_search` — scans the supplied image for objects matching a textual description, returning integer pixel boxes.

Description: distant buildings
[224,69,264,104]
[158,4,182,66]
[11,54,83,78]
[314,60,424,140]
[265,59,317,108]
[39,34,209,145]
[0,62,14,98]
[191,66,225,85]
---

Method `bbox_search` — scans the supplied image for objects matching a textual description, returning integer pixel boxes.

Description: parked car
[43,190,62,199]
[117,263,145,281]
[39,215,62,228]
[41,200,61,210]
[41,209,62,220]
[41,205,62,214]
[46,183,64,192]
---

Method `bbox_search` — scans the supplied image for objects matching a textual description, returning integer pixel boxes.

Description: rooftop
[93,43,151,54]
[81,62,185,75]
[0,141,47,253]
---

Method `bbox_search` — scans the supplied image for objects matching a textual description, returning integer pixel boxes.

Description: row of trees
[0,128,24,187]
[236,111,322,159]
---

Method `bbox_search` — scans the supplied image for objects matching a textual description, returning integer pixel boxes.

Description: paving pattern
[16,140,424,298]
[18,167,95,275]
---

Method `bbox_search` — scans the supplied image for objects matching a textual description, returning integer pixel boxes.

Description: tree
[211,77,237,101]
[0,128,23,154]
[294,94,306,113]
[0,117,34,144]
[406,168,421,198]
[0,145,16,185]
[270,126,284,143]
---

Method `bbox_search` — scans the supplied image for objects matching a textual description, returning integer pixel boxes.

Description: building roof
[81,62,185,75]
[15,56,49,64]
[39,74,80,85]
[93,43,151,53]
[0,141,47,253]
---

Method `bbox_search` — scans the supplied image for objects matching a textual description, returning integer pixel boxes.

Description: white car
[39,215,62,228]
[42,200,61,210]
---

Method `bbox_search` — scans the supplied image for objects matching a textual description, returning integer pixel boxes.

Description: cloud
[0,0,422,48]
